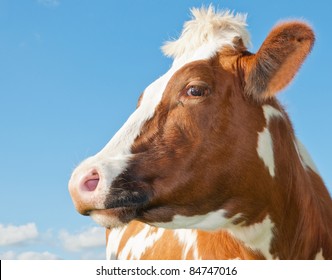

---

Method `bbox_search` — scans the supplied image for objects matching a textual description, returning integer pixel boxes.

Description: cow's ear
[242,21,315,100]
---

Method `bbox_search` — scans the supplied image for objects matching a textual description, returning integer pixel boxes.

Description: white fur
[257,128,276,177]
[69,6,252,228]
[173,229,200,259]
[257,105,284,177]
[314,248,324,260]
[151,209,237,230]
[256,105,319,178]
[106,227,127,260]
[294,138,319,174]
[262,104,284,121]
[91,210,126,229]
[153,210,275,259]
[227,215,275,259]
[162,6,250,63]
[107,225,201,260]
[117,225,165,260]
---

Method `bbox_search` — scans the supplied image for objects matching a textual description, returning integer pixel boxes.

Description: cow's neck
[225,139,332,259]
[270,163,332,259]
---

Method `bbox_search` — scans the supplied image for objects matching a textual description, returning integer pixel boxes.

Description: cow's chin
[90,208,137,228]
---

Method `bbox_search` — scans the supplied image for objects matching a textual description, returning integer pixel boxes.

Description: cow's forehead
[140,7,249,113]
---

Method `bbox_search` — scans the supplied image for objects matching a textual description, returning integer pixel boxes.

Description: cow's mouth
[87,189,149,228]
[89,207,140,228]
[104,187,149,209]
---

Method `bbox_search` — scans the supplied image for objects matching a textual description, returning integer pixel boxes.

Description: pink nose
[68,170,101,215]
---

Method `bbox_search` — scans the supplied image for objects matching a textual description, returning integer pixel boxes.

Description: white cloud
[18,251,61,260]
[0,223,38,246]
[59,226,105,252]
[0,223,105,259]
[0,250,60,260]
[0,251,16,259]
[80,250,106,260]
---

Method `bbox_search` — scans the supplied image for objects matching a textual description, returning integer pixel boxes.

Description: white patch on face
[294,138,319,174]
[173,229,200,259]
[227,215,275,259]
[117,225,165,260]
[256,105,283,177]
[68,154,131,211]
[106,227,127,260]
[314,248,325,260]
[90,210,126,229]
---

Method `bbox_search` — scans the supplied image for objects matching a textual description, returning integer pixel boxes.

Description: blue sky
[0,0,331,260]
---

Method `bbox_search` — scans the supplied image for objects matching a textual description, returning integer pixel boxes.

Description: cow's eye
[186,86,204,96]
[184,82,210,98]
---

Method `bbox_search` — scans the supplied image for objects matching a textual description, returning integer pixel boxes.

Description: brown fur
[243,22,315,99]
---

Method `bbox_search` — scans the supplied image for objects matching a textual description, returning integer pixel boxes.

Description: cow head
[69,7,314,231]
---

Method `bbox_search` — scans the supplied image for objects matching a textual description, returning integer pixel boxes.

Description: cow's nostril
[82,172,100,192]
[85,179,99,191]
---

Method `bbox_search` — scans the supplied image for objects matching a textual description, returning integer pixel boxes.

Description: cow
[69,6,332,259]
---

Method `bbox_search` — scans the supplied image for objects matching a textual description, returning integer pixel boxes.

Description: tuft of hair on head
[161,5,251,61]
